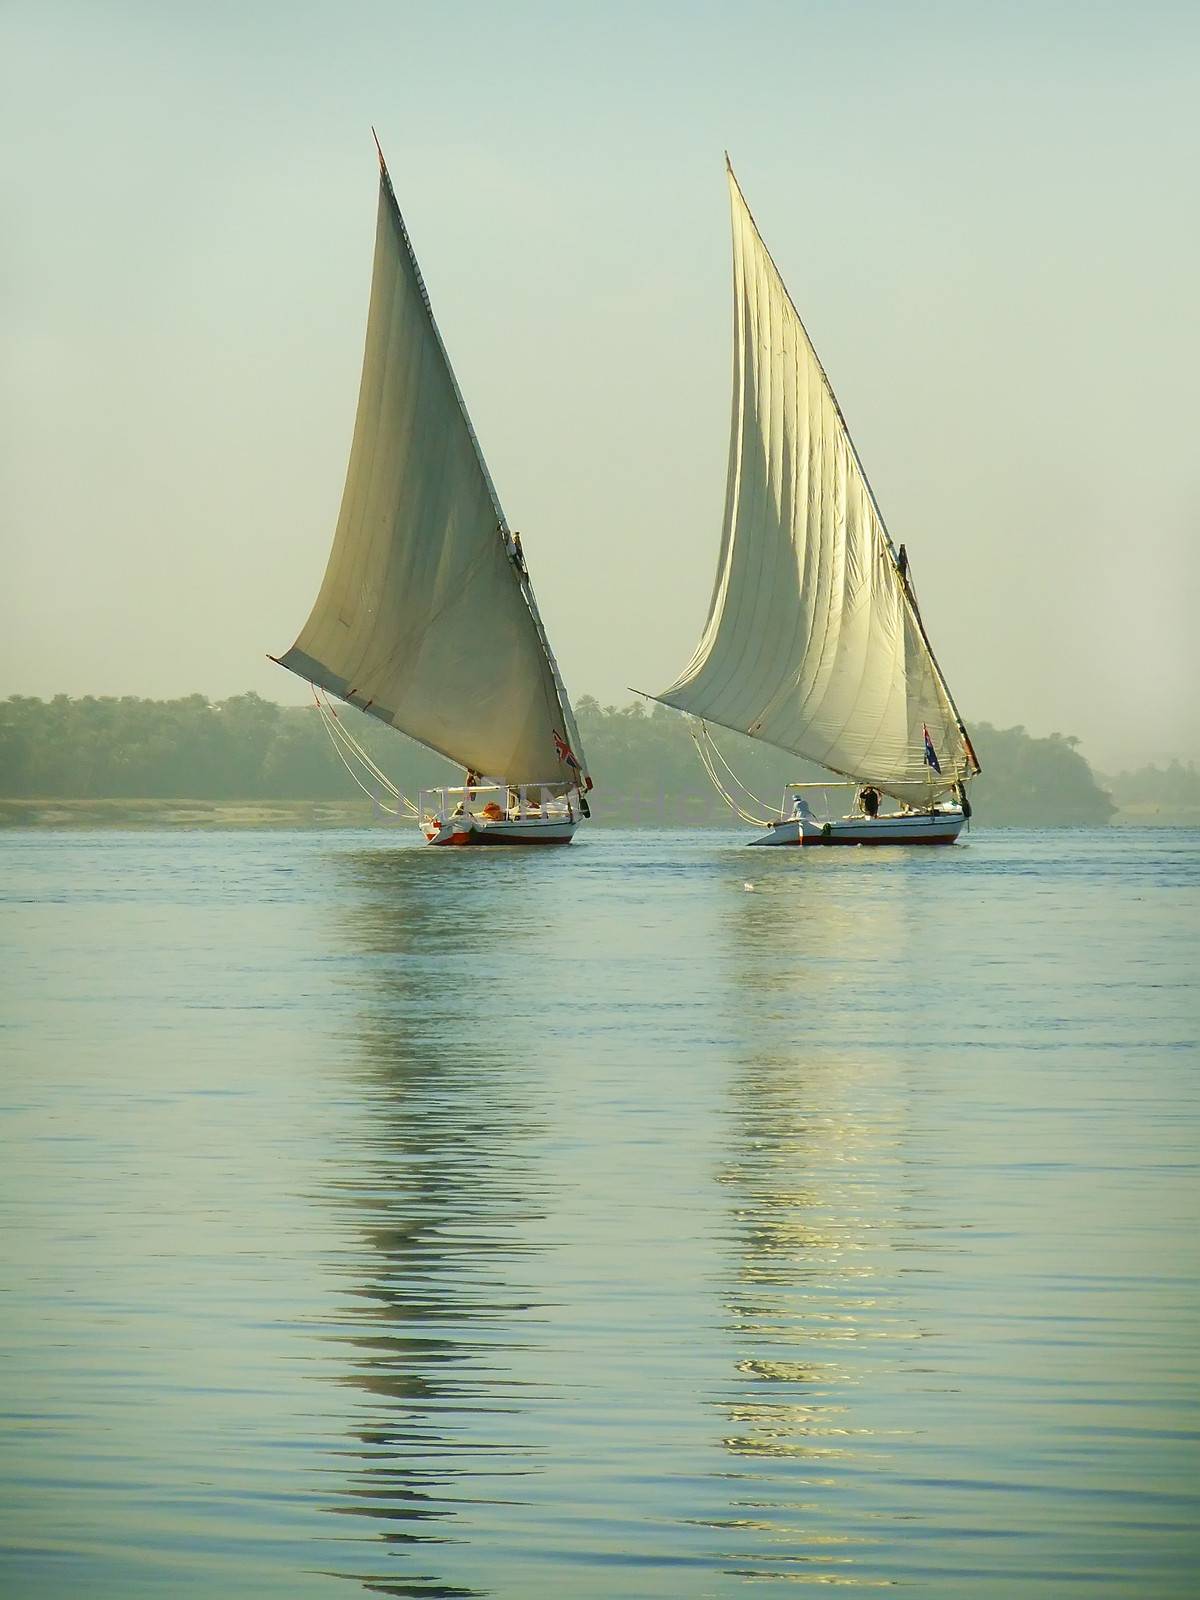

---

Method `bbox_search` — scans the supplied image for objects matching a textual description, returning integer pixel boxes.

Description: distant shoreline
[1,693,1149,828]
[0,798,384,830]
[1,798,1193,830]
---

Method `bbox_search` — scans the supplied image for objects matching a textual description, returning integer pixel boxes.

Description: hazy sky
[4,0,1197,772]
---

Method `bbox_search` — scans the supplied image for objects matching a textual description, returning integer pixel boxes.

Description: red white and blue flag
[553,730,582,772]
[922,724,942,774]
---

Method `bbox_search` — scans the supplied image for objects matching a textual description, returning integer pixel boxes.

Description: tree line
[1100,758,1200,823]
[0,692,1119,825]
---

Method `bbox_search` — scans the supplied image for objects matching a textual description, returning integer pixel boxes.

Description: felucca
[272,136,592,845]
[651,159,979,846]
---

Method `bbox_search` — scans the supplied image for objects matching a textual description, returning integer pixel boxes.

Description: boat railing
[780,780,857,823]
[779,781,960,823]
[420,783,575,823]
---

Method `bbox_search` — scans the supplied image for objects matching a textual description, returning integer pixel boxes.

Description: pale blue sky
[3,0,1197,769]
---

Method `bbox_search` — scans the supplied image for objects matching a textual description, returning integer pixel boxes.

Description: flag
[922,724,942,774]
[553,730,582,773]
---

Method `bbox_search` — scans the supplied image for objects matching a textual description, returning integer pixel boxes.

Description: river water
[1,827,1197,1597]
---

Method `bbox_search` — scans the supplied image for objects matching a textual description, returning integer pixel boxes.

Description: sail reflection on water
[708,863,944,1585]
[316,848,562,1597]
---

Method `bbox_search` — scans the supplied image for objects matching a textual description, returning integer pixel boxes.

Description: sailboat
[272,137,592,845]
[652,159,980,846]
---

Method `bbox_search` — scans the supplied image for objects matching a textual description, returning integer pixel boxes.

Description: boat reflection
[707,858,938,1585]
[317,846,565,1598]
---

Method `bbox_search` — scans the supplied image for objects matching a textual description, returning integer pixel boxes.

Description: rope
[320,719,404,814]
[326,719,418,812]
[315,689,408,800]
[689,721,772,826]
[324,704,420,816]
[695,721,778,814]
[312,688,419,816]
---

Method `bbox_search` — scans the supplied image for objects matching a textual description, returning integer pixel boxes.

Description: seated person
[791,793,815,820]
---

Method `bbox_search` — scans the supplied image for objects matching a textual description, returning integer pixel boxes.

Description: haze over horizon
[4,0,1197,775]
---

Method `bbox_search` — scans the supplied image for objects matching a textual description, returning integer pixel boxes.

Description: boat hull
[424,817,578,847]
[748,811,966,847]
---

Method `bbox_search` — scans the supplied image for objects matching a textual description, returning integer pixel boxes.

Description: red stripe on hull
[425,831,574,847]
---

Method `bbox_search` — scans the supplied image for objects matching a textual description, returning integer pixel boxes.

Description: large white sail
[277,151,588,789]
[657,163,977,804]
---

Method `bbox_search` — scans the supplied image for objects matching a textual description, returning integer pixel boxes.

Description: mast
[895,553,981,775]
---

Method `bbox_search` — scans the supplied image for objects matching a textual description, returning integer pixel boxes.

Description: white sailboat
[652,159,980,847]
[272,137,591,846]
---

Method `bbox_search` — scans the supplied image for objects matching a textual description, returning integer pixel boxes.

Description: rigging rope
[313,688,419,816]
[689,720,772,826]
[322,725,404,814]
[695,721,778,814]
[315,689,406,798]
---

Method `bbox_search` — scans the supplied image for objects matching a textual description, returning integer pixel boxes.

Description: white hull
[749,810,966,847]
[423,815,578,847]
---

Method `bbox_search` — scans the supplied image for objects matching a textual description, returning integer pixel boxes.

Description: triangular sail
[277,150,588,788]
[657,163,977,804]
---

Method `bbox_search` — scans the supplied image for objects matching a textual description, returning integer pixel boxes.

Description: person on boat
[859,786,881,819]
[791,793,815,820]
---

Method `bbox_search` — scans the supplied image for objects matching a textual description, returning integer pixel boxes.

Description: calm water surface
[1,827,1197,1597]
